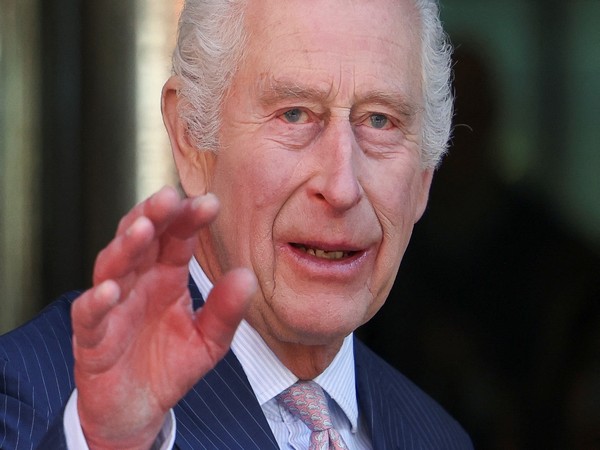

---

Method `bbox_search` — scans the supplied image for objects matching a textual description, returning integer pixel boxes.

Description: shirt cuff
[63,389,176,450]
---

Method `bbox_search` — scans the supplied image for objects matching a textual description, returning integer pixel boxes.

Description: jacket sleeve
[0,294,79,449]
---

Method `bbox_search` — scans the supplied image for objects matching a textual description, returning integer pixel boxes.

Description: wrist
[78,396,169,450]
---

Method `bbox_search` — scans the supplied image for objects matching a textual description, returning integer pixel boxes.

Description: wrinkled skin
[168,0,432,376]
[73,189,257,449]
[73,0,433,447]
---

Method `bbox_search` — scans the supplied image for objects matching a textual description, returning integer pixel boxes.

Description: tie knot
[277,381,333,432]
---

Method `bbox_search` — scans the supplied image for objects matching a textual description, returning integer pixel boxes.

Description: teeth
[300,246,346,260]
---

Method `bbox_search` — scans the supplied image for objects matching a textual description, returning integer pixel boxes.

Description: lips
[290,243,357,260]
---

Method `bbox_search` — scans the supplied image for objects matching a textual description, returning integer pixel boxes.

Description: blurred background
[1,0,599,448]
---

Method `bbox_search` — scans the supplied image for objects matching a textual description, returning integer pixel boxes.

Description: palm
[71,187,255,449]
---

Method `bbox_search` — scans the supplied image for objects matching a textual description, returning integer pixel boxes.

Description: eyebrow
[256,76,334,106]
[356,91,421,121]
[256,76,420,120]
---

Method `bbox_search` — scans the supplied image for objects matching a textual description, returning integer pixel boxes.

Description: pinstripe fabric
[354,339,473,449]
[0,291,78,450]
[172,280,280,450]
[0,280,472,449]
[191,257,367,448]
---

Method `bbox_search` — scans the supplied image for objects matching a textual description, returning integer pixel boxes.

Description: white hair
[413,0,454,168]
[172,0,453,168]
[172,0,248,151]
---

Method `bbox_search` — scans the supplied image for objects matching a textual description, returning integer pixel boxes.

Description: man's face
[195,0,432,348]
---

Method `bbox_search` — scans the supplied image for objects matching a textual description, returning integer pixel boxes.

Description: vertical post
[80,1,138,277]
[0,0,42,332]
[134,0,180,201]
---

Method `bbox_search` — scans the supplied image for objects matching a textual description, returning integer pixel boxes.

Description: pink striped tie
[277,381,349,450]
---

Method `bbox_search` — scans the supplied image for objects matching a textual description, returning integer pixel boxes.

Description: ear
[414,168,434,223]
[161,76,215,197]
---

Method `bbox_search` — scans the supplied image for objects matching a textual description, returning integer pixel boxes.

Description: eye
[281,108,309,124]
[368,113,391,129]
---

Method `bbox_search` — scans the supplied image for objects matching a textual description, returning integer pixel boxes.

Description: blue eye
[369,114,389,129]
[283,108,304,123]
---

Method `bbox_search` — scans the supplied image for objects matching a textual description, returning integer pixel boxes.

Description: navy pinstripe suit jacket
[1,280,472,449]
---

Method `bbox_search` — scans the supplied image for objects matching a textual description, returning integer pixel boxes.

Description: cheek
[243,150,307,210]
[367,164,424,232]
[209,145,306,263]
[366,169,426,295]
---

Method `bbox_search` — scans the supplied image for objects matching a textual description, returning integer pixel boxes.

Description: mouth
[290,243,358,260]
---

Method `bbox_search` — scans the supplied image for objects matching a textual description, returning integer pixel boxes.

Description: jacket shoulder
[0,292,79,449]
[354,338,473,449]
[1,292,78,371]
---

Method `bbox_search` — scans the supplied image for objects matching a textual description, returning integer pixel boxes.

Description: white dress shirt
[190,258,372,450]
[64,258,372,449]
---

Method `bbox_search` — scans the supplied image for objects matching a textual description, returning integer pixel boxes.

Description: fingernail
[125,216,148,236]
[95,279,120,305]
[192,193,218,210]
[150,185,177,205]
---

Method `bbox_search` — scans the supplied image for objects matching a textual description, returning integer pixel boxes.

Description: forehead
[241,0,423,104]
[244,0,420,36]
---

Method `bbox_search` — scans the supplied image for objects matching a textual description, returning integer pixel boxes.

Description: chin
[275,309,359,346]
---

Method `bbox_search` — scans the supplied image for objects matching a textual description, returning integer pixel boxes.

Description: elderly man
[1,0,472,448]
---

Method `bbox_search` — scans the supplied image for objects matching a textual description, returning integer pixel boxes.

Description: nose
[309,120,362,212]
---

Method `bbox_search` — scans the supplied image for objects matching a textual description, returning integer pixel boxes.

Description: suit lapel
[172,279,279,450]
[355,338,422,450]
[184,279,421,449]
[174,351,278,450]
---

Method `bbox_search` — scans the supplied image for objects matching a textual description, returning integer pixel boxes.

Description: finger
[115,186,181,237]
[167,193,220,240]
[93,216,155,284]
[72,280,120,348]
[156,194,220,266]
[194,268,257,362]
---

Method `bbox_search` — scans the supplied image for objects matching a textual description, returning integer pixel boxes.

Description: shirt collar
[188,257,360,432]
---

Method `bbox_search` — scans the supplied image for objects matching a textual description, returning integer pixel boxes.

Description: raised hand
[71,186,256,449]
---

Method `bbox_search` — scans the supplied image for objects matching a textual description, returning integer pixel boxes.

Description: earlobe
[161,76,214,197]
